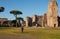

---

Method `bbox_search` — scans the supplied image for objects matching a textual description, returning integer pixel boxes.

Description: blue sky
[0,0,60,20]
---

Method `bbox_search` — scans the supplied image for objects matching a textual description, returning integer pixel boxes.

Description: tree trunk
[15,15,17,27]
[19,19,20,27]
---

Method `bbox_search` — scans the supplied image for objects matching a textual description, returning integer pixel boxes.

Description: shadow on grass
[13,31,29,34]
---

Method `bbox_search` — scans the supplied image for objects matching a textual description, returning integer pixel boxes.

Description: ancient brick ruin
[25,0,60,28]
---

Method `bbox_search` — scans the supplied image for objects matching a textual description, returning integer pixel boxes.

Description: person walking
[21,24,24,33]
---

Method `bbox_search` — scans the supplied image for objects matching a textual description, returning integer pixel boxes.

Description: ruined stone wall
[47,0,58,28]
[37,16,43,27]
[43,13,47,27]
[26,16,32,27]
[32,15,37,26]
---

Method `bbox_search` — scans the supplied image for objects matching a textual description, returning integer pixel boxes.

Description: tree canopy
[10,10,22,15]
[0,7,5,12]
[10,10,23,27]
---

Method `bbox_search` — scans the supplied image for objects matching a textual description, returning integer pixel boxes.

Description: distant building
[25,0,60,28]
[47,0,58,27]
[26,16,32,27]
[0,0,60,28]
[0,18,17,27]
[0,18,8,27]
[32,15,37,26]
[37,16,44,27]
[0,18,8,22]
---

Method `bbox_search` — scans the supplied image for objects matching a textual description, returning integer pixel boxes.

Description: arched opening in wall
[54,24,56,28]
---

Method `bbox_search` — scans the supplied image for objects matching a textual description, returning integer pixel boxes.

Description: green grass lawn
[0,27,60,39]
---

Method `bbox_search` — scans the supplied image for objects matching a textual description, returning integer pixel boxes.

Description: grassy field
[0,27,60,39]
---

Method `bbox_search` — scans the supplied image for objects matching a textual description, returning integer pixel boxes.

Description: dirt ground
[0,34,39,39]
